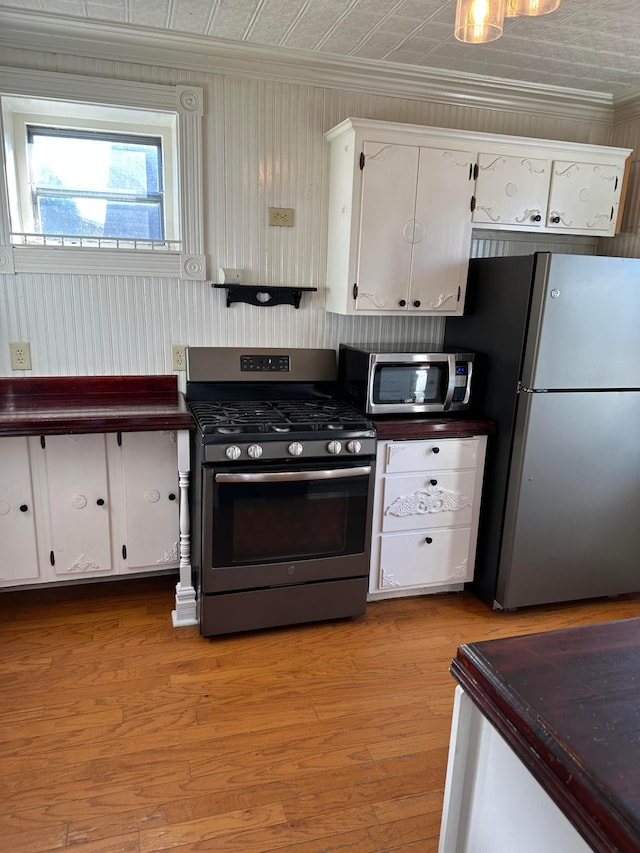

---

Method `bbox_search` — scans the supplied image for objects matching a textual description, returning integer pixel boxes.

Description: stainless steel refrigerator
[444,252,640,609]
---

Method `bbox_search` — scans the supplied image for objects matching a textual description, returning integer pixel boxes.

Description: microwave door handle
[215,466,372,484]
[443,355,456,411]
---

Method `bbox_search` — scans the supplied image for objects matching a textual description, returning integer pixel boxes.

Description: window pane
[38,197,163,239]
[28,128,164,239]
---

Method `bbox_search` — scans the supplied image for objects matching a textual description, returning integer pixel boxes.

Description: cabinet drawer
[377,527,472,590]
[382,470,476,532]
[383,438,480,474]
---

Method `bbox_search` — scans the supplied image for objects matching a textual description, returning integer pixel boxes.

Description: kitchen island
[439,616,640,852]
[0,375,196,626]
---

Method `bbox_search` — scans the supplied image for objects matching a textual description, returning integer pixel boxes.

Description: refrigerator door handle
[518,382,543,394]
[443,355,457,410]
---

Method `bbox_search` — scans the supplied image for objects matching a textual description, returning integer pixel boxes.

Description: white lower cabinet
[0,430,181,588]
[113,431,180,573]
[369,435,487,599]
[41,433,113,578]
[0,436,40,584]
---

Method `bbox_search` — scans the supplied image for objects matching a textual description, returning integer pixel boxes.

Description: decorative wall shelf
[213,284,317,309]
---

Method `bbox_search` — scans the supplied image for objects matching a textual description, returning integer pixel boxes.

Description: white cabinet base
[368,582,463,602]
[369,436,487,599]
[1,428,197,630]
[439,687,590,853]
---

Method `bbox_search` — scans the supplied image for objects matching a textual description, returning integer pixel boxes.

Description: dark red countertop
[451,617,640,853]
[372,415,495,441]
[0,376,193,436]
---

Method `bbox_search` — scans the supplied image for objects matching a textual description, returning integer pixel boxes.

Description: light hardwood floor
[1,576,639,853]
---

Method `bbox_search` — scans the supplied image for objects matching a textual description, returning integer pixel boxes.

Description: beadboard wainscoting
[1,45,639,379]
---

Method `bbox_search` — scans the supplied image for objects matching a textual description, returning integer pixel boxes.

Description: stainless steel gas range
[186,347,377,637]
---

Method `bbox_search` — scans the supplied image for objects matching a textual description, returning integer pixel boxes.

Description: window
[27,126,165,241]
[0,68,205,279]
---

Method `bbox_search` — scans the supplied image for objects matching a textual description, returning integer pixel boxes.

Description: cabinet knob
[96,498,105,506]
[432,447,440,454]
[168,493,176,501]
[532,214,541,222]
[550,215,561,223]
[425,537,433,544]
[413,300,421,308]
[398,299,407,307]
[19,504,28,512]
[430,479,438,486]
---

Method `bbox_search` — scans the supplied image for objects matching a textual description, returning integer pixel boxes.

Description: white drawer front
[378,527,472,590]
[382,470,476,532]
[383,438,480,474]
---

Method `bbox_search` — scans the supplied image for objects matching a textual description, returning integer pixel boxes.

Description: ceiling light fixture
[454,0,507,44]
[455,0,561,42]
[509,0,561,14]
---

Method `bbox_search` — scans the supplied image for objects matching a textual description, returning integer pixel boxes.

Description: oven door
[201,458,374,593]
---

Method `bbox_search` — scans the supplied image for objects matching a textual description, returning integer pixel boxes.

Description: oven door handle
[215,466,372,484]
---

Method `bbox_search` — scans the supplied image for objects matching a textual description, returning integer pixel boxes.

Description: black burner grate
[189,399,371,436]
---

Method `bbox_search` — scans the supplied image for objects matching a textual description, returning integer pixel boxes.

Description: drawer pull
[430,479,438,486]
[432,447,440,454]
[20,504,29,512]
[96,498,105,506]
[425,536,433,544]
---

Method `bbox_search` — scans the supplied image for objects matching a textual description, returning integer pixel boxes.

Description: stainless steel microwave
[337,344,475,415]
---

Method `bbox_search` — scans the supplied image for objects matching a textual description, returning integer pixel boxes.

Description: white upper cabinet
[546,160,624,233]
[355,141,474,314]
[472,145,628,237]
[325,119,631,316]
[325,119,475,317]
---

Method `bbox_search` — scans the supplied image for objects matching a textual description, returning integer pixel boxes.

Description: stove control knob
[288,441,304,457]
[225,445,242,461]
[247,444,263,460]
[327,440,342,455]
[346,439,362,454]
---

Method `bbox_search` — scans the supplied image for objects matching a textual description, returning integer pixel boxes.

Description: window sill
[0,244,206,279]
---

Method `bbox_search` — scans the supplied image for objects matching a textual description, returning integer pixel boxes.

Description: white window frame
[0,68,206,280]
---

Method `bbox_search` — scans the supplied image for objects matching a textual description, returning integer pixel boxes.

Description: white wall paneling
[0,43,638,378]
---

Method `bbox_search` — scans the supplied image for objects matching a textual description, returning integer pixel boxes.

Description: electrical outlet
[172,344,187,371]
[10,341,31,370]
[268,207,295,227]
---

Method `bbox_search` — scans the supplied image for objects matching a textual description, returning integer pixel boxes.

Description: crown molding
[0,8,616,126]
[613,86,640,124]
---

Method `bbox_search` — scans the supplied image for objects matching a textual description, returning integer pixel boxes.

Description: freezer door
[523,254,640,390]
[496,390,640,609]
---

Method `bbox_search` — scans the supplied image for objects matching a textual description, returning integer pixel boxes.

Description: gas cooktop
[189,398,372,436]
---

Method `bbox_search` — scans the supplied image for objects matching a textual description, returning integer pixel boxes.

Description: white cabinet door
[411,146,474,314]
[118,431,180,571]
[473,153,549,228]
[355,141,472,315]
[547,160,623,234]
[0,437,40,584]
[42,434,112,577]
[356,141,417,312]
[379,527,472,590]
